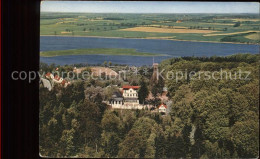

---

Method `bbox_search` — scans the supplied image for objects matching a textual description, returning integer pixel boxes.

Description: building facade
[109,92,124,108]
[110,85,144,109]
[158,103,167,114]
[122,85,139,105]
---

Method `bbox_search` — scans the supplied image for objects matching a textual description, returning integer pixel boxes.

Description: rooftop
[122,85,140,90]
[112,92,123,98]
[158,103,167,108]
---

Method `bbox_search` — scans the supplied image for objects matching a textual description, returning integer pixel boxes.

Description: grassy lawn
[40,48,166,57]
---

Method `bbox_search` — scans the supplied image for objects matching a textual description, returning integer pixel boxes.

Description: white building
[122,85,139,105]
[110,92,124,108]
[110,85,144,109]
[158,104,167,114]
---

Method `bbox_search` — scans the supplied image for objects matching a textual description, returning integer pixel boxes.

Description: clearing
[199,23,235,26]
[61,32,72,34]
[245,32,260,40]
[120,27,218,34]
[90,67,118,77]
[204,30,260,36]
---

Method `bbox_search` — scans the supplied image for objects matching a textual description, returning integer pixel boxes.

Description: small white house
[158,104,167,114]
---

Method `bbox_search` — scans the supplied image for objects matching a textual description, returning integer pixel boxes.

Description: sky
[41,1,259,14]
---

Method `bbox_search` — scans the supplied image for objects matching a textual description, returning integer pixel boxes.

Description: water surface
[40,36,259,66]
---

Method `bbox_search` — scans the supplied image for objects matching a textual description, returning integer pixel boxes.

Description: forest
[39,53,259,158]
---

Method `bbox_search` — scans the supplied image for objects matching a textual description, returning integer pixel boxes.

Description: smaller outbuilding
[158,103,167,114]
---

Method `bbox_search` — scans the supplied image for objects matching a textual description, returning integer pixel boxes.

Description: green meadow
[41,13,260,44]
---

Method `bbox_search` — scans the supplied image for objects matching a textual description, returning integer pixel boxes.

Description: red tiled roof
[45,72,51,77]
[158,104,167,108]
[54,75,60,80]
[122,85,140,90]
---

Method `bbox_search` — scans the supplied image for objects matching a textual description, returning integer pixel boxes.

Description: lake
[40,36,259,66]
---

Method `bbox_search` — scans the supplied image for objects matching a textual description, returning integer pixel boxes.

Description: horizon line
[41,11,259,14]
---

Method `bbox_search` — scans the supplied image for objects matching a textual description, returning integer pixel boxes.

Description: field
[41,13,260,44]
[40,48,164,57]
[120,26,217,33]
[203,30,260,36]
[245,32,260,40]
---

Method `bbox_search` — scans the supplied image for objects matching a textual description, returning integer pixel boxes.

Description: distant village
[40,63,171,115]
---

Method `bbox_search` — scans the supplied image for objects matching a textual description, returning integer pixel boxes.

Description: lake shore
[40,36,259,66]
[40,35,259,45]
[40,48,167,57]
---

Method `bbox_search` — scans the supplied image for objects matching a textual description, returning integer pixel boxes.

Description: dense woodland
[40,54,259,158]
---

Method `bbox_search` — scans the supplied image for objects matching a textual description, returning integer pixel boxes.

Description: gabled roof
[158,103,167,109]
[122,85,140,90]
